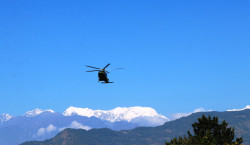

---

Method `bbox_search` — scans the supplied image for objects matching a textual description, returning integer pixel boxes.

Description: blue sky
[0,0,249,116]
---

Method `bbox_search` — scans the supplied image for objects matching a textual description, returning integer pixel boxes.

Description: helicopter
[86,63,123,83]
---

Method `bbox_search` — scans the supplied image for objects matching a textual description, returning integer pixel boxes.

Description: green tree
[165,115,243,145]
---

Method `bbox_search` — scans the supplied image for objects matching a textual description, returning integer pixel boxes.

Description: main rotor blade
[103,63,110,69]
[86,65,100,69]
[86,70,99,72]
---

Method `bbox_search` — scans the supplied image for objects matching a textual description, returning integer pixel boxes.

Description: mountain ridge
[21,109,250,145]
[63,106,169,122]
[0,106,168,145]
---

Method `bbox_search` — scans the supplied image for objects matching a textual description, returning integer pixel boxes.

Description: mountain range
[22,107,250,145]
[0,106,168,145]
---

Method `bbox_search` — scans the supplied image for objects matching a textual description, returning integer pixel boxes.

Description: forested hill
[22,109,250,145]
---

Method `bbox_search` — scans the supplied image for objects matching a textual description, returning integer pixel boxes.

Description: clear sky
[0,0,249,117]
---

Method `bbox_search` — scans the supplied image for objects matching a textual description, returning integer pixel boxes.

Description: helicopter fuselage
[98,70,110,83]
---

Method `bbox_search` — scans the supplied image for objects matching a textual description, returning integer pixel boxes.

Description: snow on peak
[0,113,13,122]
[227,105,250,112]
[25,108,55,117]
[63,106,94,117]
[103,106,167,122]
[63,106,168,122]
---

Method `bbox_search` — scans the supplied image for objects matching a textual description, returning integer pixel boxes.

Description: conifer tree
[165,115,243,145]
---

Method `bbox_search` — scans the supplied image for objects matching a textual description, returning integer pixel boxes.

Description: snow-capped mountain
[0,113,13,124]
[227,105,250,111]
[24,108,55,117]
[0,106,169,145]
[63,106,169,123]
[1,105,250,145]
